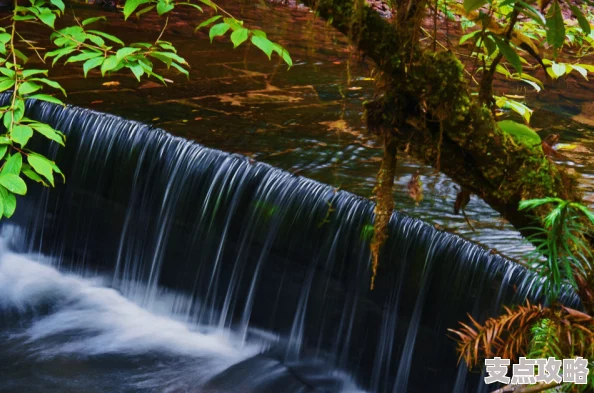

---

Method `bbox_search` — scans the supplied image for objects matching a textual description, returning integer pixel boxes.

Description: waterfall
[0,98,575,393]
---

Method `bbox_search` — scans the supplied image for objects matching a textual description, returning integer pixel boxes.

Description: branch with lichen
[299,0,584,271]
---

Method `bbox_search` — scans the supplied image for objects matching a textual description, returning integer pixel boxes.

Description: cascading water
[0,98,576,393]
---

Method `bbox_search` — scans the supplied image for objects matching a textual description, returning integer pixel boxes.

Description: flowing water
[0,99,579,392]
[1,2,593,392]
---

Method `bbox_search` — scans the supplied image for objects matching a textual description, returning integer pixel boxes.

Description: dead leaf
[407,171,423,205]
[138,81,162,89]
[454,188,471,214]
[102,81,120,87]
[90,100,103,104]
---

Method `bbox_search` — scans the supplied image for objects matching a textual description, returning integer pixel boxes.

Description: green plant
[443,0,594,139]
[0,0,292,220]
[451,198,594,393]
[519,198,594,302]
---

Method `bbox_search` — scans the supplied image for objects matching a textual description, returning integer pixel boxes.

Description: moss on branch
[302,0,582,239]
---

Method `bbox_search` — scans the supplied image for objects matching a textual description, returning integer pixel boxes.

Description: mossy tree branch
[301,0,582,243]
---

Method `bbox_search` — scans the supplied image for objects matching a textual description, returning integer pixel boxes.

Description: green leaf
[49,160,64,182]
[179,2,202,11]
[506,99,533,123]
[11,125,33,147]
[514,73,544,90]
[38,11,57,28]
[2,152,21,175]
[251,29,266,38]
[459,30,481,45]
[136,5,155,17]
[0,193,6,218]
[575,64,594,73]
[22,164,47,186]
[517,1,546,27]
[101,56,120,76]
[65,50,103,64]
[0,68,15,78]
[149,51,187,64]
[169,61,189,77]
[251,35,273,59]
[13,15,35,21]
[83,56,105,77]
[230,28,248,48]
[484,36,497,56]
[82,16,106,26]
[22,69,48,78]
[463,0,487,13]
[0,186,16,218]
[87,30,124,46]
[520,79,541,92]
[14,49,27,64]
[498,120,541,146]
[548,62,566,79]
[157,41,177,52]
[196,15,222,31]
[569,5,591,36]
[156,1,174,15]
[0,78,15,93]
[28,94,65,106]
[129,62,144,81]
[0,173,26,195]
[31,122,66,146]
[198,0,217,10]
[272,43,292,67]
[0,136,11,145]
[209,22,230,42]
[30,78,66,96]
[116,47,140,62]
[50,0,65,12]
[546,0,565,51]
[28,153,54,186]
[572,64,588,80]
[0,145,6,160]
[13,98,25,124]
[87,34,106,47]
[18,81,42,95]
[124,0,149,20]
[45,46,77,66]
[494,37,522,74]
[223,17,243,31]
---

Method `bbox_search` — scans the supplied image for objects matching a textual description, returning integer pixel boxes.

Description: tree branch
[299,0,583,241]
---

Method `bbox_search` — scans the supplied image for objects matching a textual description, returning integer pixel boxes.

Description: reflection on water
[15,0,594,258]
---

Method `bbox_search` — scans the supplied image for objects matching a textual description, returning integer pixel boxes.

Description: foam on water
[0,246,259,364]
[0,244,368,393]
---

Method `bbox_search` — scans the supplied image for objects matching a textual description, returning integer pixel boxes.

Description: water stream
[0,99,578,393]
[1,2,593,392]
